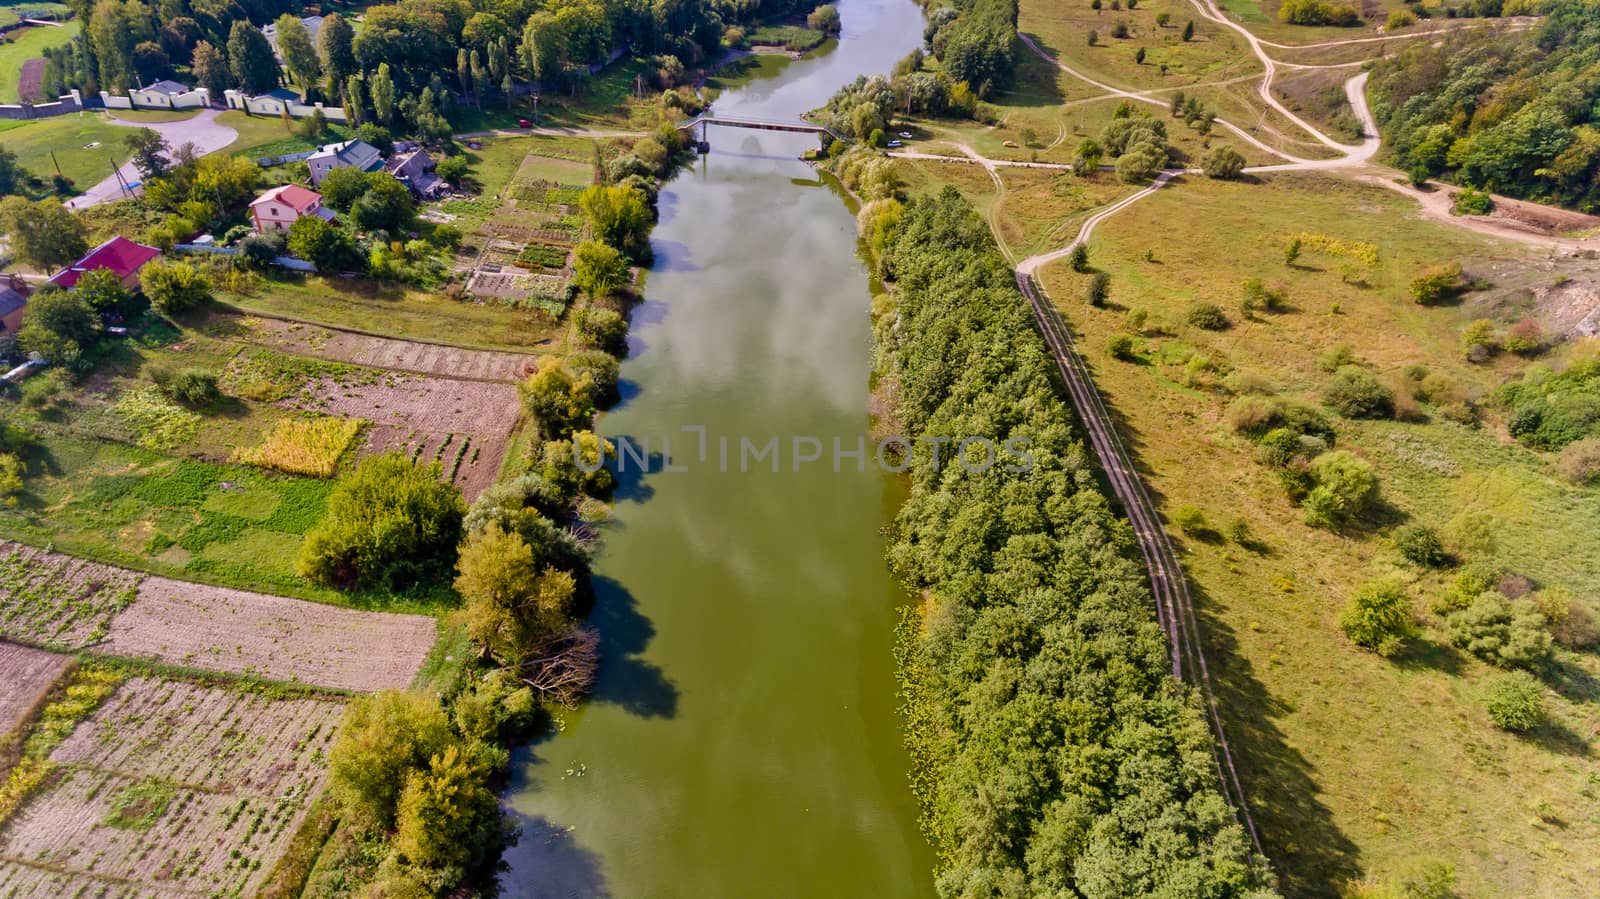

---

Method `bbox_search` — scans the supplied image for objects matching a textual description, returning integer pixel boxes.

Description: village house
[384,148,447,199]
[262,14,325,58]
[306,139,383,187]
[0,281,27,334]
[46,236,162,291]
[249,184,336,233]
[129,80,200,108]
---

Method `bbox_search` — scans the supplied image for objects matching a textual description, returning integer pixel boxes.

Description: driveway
[65,108,238,210]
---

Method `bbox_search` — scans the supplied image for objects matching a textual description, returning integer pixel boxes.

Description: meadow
[1034,171,1600,895]
[0,19,78,103]
[0,112,134,194]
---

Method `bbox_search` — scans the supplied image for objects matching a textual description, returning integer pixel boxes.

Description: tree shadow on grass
[1391,638,1465,677]
[1190,578,1362,897]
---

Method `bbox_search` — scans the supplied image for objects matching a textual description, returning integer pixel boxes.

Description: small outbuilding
[46,236,163,291]
[306,139,383,187]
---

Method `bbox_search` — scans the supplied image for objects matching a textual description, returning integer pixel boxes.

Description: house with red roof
[250,184,337,234]
[46,236,163,291]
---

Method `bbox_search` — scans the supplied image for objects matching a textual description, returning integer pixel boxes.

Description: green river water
[499,1,939,895]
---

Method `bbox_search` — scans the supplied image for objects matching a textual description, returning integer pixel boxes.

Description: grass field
[1033,172,1600,895]
[0,19,77,103]
[1019,0,1261,93]
[0,112,133,194]
[216,270,566,353]
[0,430,349,604]
[217,110,353,158]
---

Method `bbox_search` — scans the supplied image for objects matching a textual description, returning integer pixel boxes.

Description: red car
[517,118,533,128]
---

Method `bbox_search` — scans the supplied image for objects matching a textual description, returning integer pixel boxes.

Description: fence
[101,87,211,111]
[174,243,316,272]
[222,89,348,123]
[0,89,84,120]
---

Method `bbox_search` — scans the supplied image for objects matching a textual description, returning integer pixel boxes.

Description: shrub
[1392,523,1448,567]
[1317,342,1356,373]
[328,690,455,829]
[1223,371,1275,396]
[1068,244,1089,273]
[1501,319,1545,356]
[1385,9,1417,28]
[168,369,219,407]
[1340,580,1415,656]
[435,155,470,187]
[298,453,465,590]
[1278,0,1359,25]
[1086,272,1111,306]
[1227,395,1283,436]
[1482,671,1546,732]
[1322,366,1394,419]
[1446,592,1553,669]
[1172,505,1209,536]
[1304,450,1378,531]
[1186,301,1229,330]
[578,308,628,355]
[1452,188,1493,215]
[1460,319,1497,361]
[138,261,211,316]
[1534,587,1600,650]
[1201,145,1246,179]
[1409,260,1466,305]
[1107,333,1136,360]
[520,365,597,441]
[1556,437,1600,485]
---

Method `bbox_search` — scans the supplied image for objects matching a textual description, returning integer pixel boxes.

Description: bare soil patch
[1488,194,1600,235]
[0,542,142,649]
[16,59,42,104]
[0,676,343,896]
[100,577,437,692]
[292,372,522,501]
[0,643,70,737]
[219,313,540,382]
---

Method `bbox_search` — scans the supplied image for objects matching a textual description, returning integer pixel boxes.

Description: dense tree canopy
[298,452,465,591]
[1371,2,1600,210]
[880,188,1274,897]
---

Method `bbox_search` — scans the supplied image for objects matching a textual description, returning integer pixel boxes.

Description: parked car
[886,140,903,148]
[518,118,534,128]
[898,131,912,139]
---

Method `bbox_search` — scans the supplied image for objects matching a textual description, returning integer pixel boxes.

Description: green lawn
[0,112,135,193]
[107,107,201,124]
[0,19,78,102]
[217,270,567,354]
[217,110,353,158]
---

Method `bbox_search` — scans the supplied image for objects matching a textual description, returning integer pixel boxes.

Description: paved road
[65,108,238,210]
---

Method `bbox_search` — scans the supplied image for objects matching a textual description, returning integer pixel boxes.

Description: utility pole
[49,150,60,175]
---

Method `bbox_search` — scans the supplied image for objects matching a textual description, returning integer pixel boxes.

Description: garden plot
[0,643,70,736]
[0,676,343,897]
[291,372,522,501]
[99,577,437,691]
[221,314,539,381]
[0,542,142,649]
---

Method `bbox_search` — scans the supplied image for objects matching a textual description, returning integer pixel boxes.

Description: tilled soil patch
[100,577,437,692]
[0,676,343,896]
[0,542,142,649]
[222,313,540,382]
[293,373,521,501]
[0,642,71,736]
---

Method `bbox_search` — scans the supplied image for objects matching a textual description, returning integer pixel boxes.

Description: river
[498,1,936,896]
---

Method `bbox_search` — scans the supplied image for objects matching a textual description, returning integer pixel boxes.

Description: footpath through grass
[1034,172,1600,896]
[0,19,78,102]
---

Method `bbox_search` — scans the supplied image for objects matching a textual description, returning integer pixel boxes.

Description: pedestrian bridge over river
[677,115,848,148]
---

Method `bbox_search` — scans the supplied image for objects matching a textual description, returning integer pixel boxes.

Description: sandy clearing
[100,577,437,692]
[0,642,70,736]
[228,313,540,382]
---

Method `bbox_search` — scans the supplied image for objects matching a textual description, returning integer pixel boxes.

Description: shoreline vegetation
[860,184,1275,895]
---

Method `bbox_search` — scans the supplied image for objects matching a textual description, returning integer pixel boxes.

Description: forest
[1370,1,1600,210]
[37,0,822,138]
[880,188,1275,898]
